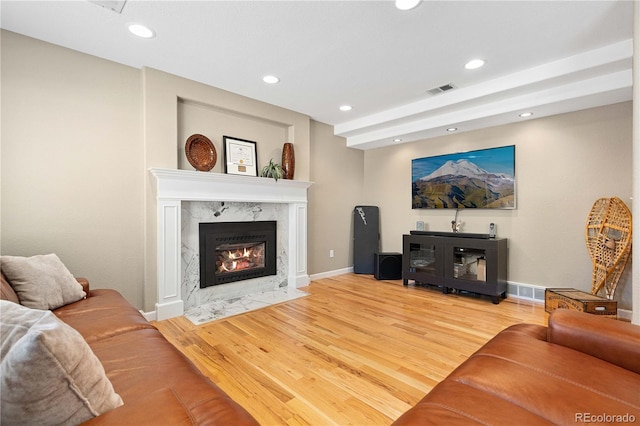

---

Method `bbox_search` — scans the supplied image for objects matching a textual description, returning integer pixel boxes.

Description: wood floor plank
[153,274,547,425]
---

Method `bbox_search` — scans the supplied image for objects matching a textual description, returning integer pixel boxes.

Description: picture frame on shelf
[223,136,258,177]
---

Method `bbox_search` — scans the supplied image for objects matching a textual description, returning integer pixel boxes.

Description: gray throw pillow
[0,254,86,310]
[0,301,124,425]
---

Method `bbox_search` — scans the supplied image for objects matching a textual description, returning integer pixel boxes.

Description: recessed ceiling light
[465,59,485,70]
[395,0,422,10]
[393,138,403,142]
[262,75,280,84]
[447,127,458,132]
[128,23,155,39]
[519,112,533,118]
[339,105,353,112]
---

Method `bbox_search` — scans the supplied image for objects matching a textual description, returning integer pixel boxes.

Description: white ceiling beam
[345,69,632,150]
[337,39,633,149]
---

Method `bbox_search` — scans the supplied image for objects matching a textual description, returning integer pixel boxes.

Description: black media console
[402,231,508,304]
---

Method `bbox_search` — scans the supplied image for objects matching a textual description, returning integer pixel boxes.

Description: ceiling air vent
[427,83,455,96]
[88,1,127,13]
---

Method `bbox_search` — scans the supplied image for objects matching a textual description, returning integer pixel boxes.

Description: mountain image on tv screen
[412,145,515,209]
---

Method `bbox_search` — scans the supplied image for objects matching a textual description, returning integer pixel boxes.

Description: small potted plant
[261,159,284,181]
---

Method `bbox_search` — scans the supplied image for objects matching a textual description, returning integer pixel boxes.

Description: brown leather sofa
[1,274,258,425]
[393,309,640,425]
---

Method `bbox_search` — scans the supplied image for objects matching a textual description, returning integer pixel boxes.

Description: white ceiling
[0,0,633,150]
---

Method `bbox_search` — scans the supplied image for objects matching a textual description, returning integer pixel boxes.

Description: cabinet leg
[442,286,449,294]
[403,279,408,286]
[491,296,500,304]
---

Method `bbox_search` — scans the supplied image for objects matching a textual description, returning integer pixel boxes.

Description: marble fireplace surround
[150,168,312,320]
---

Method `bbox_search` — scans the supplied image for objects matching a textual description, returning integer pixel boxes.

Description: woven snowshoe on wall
[585,197,632,299]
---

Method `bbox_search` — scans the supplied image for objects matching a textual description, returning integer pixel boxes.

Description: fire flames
[216,243,265,274]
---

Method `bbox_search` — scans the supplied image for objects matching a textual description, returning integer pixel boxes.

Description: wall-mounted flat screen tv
[412,145,515,209]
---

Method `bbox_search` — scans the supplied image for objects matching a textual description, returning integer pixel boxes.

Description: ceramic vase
[282,142,295,180]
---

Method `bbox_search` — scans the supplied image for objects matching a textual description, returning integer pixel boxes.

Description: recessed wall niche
[177,99,289,173]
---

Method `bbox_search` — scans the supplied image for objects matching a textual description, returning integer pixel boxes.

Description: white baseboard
[141,310,156,321]
[617,309,632,321]
[310,267,354,281]
[294,274,311,288]
[155,299,184,321]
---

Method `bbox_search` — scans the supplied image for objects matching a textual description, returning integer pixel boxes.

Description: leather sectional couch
[1,273,258,425]
[393,309,640,425]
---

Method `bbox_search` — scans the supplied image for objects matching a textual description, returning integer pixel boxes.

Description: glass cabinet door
[409,242,437,275]
[452,246,487,282]
[403,234,445,286]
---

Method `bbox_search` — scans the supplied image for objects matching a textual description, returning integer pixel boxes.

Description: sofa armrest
[548,309,640,374]
[76,277,90,297]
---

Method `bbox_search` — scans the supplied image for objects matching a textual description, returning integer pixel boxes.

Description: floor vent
[507,282,546,303]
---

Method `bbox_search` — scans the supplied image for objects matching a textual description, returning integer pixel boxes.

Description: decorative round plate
[185,134,217,171]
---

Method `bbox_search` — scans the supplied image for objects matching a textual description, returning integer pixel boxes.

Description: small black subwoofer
[374,252,402,280]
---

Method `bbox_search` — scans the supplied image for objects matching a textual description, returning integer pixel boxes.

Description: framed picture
[412,145,516,209]
[223,136,258,176]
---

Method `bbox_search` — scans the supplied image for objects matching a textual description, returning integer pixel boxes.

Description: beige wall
[1,31,145,307]
[363,102,633,309]
[308,120,364,275]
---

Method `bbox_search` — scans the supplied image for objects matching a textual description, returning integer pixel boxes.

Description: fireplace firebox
[199,221,277,288]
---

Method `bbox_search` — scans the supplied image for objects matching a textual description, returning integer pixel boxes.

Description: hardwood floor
[153,274,547,425]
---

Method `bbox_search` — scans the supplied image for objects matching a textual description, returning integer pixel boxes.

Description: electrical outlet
[329,250,334,258]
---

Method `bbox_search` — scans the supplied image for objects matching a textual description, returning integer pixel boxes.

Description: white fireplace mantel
[149,168,313,320]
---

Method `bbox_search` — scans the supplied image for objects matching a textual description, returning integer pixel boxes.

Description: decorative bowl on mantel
[185,134,217,171]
